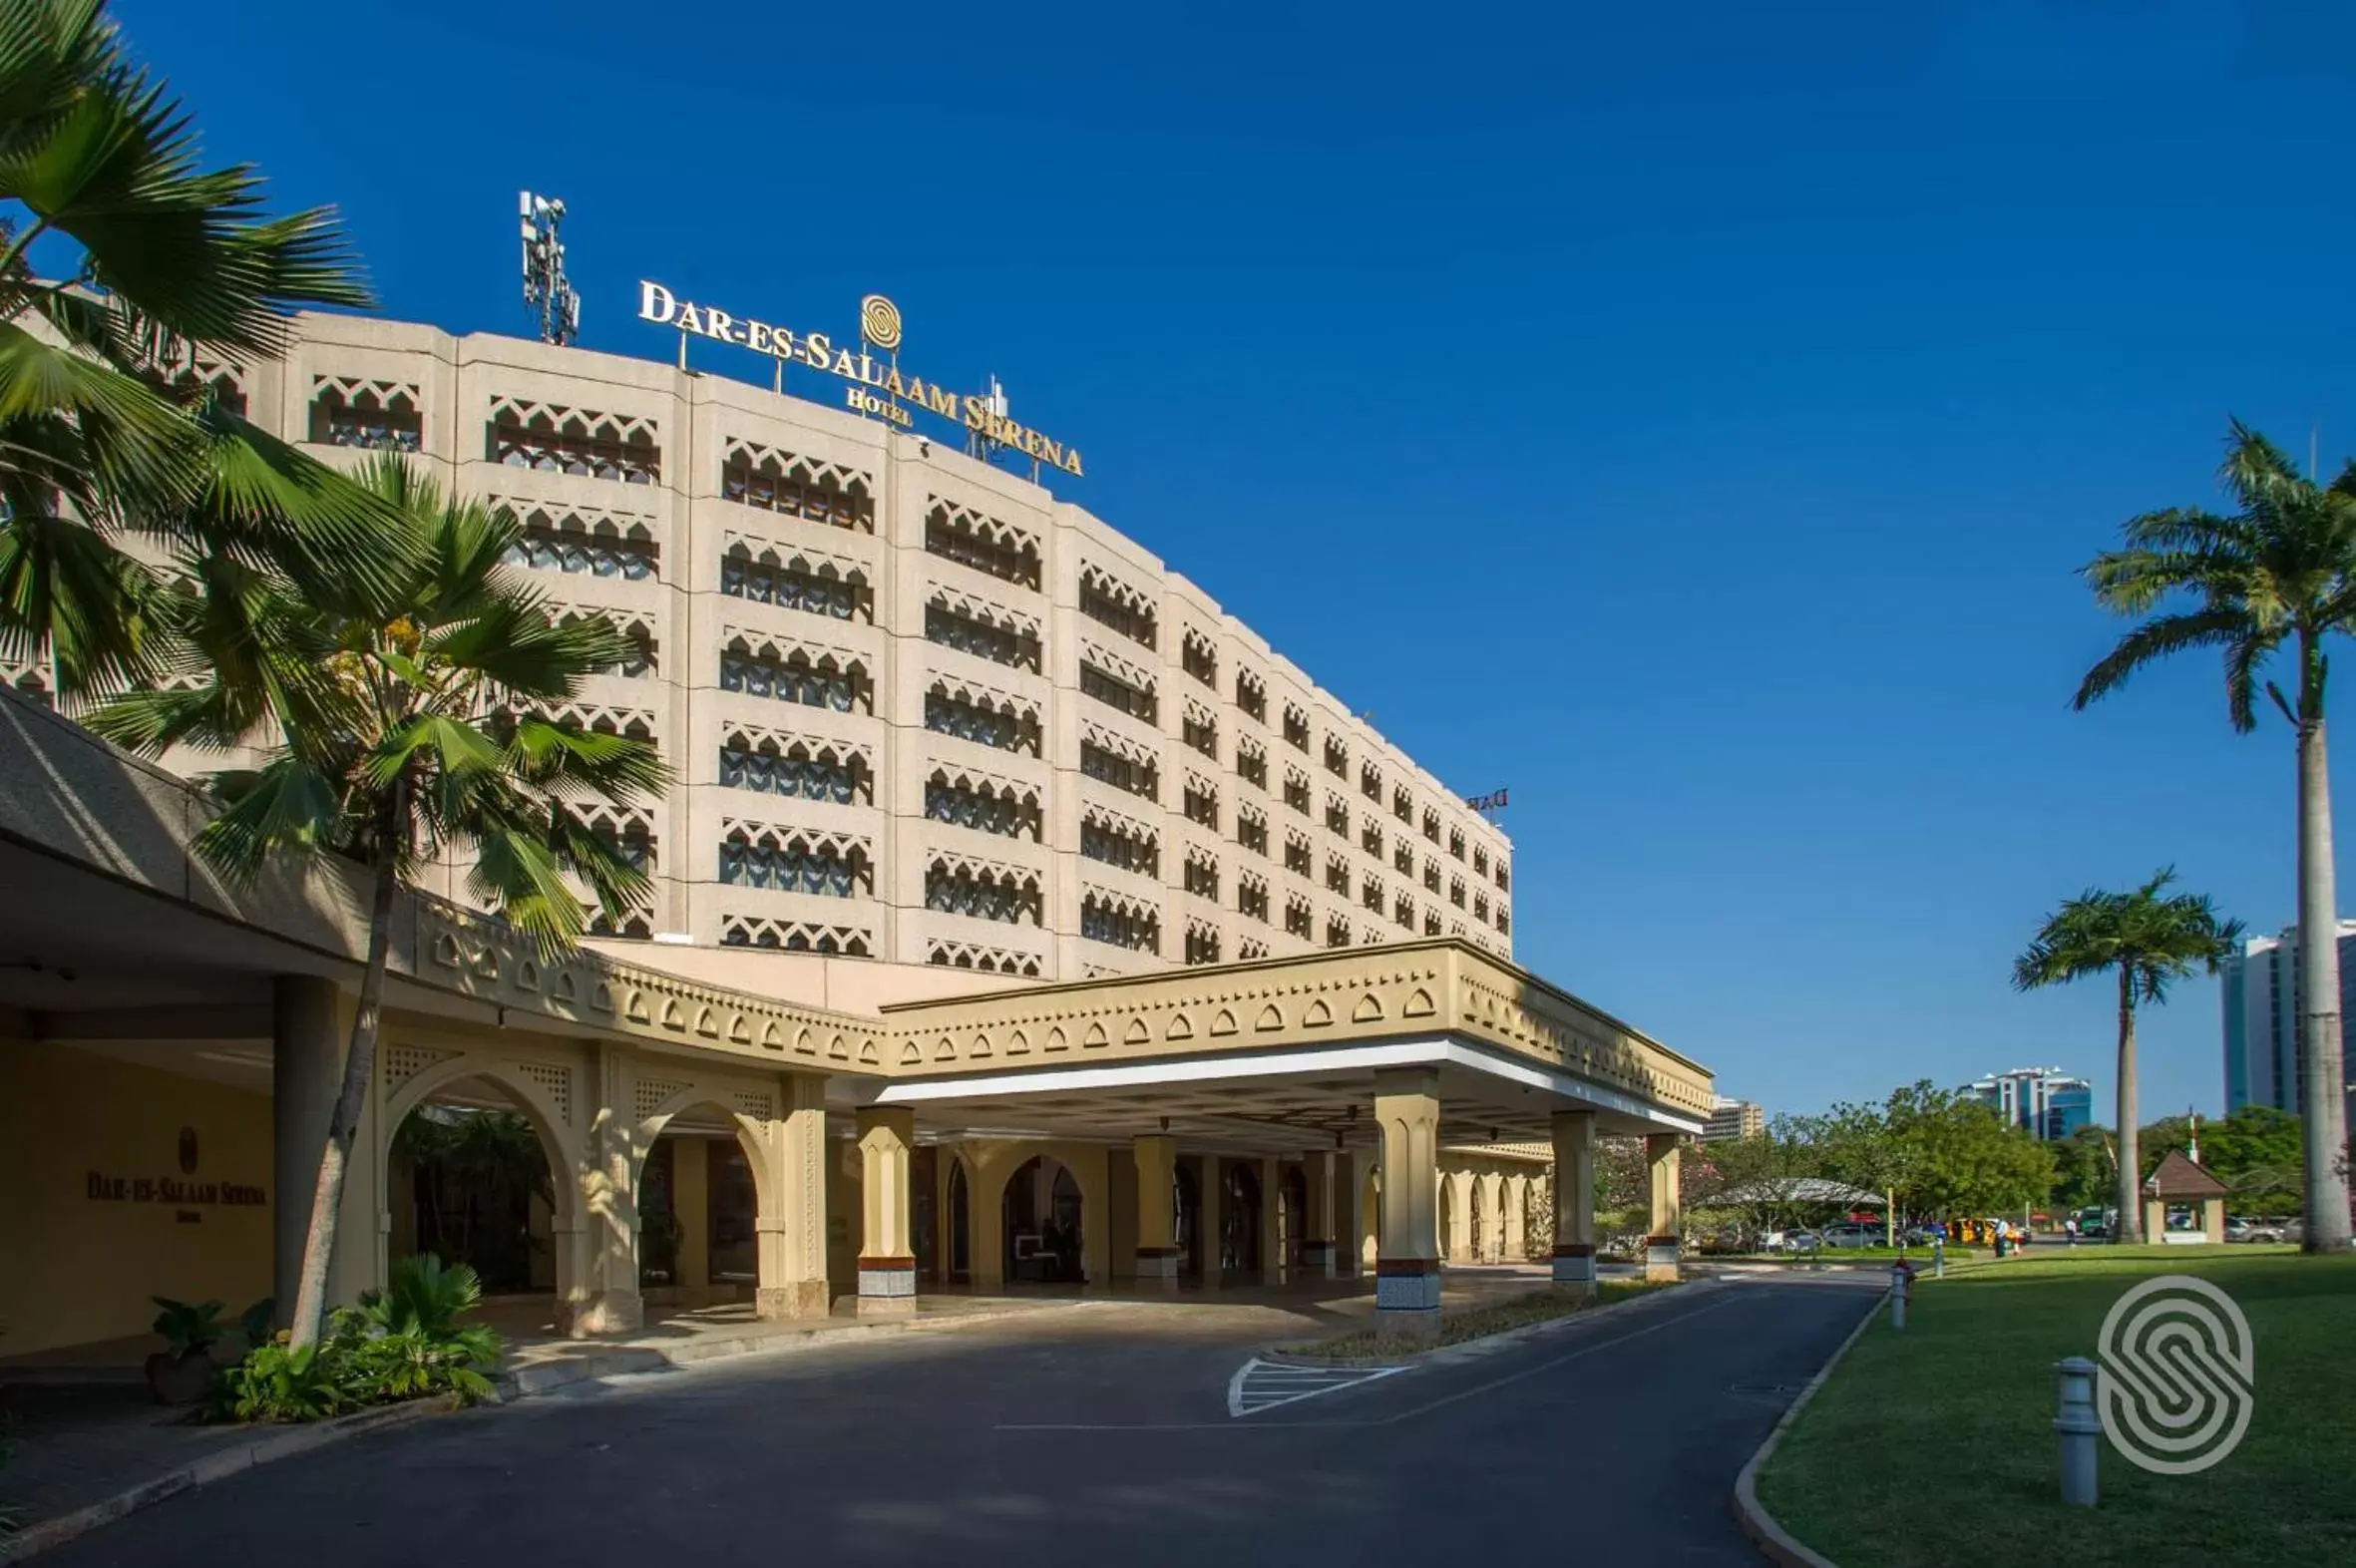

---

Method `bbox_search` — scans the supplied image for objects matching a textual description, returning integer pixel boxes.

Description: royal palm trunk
[2296,660,2353,1252]
[2116,969,2141,1245]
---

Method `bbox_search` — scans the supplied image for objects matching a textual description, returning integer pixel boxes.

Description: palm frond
[190,752,347,885]
[2073,605,2254,713]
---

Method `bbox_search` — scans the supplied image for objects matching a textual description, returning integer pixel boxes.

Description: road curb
[1258,1276,1710,1370]
[1729,1284,1888,1568]
[1,1299,1092,1561]
[0,1397,461,1565]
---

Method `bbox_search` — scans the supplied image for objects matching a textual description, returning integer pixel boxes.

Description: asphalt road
[43,1274,1879,1568]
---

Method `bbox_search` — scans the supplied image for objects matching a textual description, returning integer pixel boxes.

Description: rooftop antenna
[519,192,581,347]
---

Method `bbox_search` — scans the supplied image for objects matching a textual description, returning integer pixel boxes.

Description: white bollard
[1933,1238,1945,1278]
[1888,1262,1909,1330]
[2054,1357,2100,1506]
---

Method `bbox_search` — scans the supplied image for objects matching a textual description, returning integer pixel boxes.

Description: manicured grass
[1278,1279,1676,1365]
[1757,1246,2356,1567]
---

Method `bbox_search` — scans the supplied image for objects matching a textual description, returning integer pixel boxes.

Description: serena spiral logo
[859,293,902,352]
[2096,1275,2254,1474]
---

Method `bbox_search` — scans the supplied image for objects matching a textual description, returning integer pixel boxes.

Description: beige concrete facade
[2,315,1519,987]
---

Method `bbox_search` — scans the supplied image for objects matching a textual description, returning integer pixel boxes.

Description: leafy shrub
[208,1258,502,1422]
[151,1297,226,1360]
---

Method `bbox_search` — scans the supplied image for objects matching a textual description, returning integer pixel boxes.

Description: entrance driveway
[31,1274,1879,1567]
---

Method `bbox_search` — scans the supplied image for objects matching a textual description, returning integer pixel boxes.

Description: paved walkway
[18,1273,1880,1566]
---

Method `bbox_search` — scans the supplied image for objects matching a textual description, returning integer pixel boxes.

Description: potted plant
[146,1298,226,1404]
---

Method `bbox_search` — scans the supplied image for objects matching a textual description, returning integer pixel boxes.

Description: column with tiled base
[1132,1134,1181,1287]
[856,1106,918,1316]
[1551,1108,1597,1297]
[1374,1067,1443,1340]
[1645,1131,1683,1283]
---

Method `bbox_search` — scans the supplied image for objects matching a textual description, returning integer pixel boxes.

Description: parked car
[1900,1223,1947,1247]
[1819,1221,1884,1249]
[1766,1229,1820,1253]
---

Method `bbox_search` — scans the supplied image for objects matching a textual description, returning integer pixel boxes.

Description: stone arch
[994,1151,1094,1286]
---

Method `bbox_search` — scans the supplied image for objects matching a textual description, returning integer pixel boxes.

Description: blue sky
[112,1,2356,1122]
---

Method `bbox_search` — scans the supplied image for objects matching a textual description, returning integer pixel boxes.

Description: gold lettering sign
[637,281,1083,478]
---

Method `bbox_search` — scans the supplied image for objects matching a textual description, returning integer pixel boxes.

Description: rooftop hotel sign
[636,281,1083,478]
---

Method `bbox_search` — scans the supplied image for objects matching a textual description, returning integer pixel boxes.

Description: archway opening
[1174,1163,1201,1279]
[386,1078,563,1302]
[1470,1175,1490,1263]
[1221,1162,1261,1277]
[1436,1173,1454,1262]
[1002,1155,1085,1284]
[947,1158,973,1284]
[638,1108,762,1307]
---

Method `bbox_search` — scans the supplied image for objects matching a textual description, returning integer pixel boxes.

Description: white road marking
[1225,1357,1406,1417]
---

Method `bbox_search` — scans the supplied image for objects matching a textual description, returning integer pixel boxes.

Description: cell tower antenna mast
[519,192,581,347]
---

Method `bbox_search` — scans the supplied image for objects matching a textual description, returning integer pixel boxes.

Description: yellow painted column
[673,1136,710,1293]
[1132,1135,1179,1286]
[1374,1067,1441,1338]
[1551,1109,1597,1294]
[1302,1150,1339,1277]
[1445,1169,1473,1264]
[755,1071,831,1320]
[1645,1131,1683,1282]
[1502,1173,1526,1263]
[855,1106,915,1316]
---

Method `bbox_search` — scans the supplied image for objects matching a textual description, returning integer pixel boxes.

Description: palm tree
[2013,870,2242,1245]
[90,453,670,1346]
[0,0,395,697]
[2073,421,2356,1253]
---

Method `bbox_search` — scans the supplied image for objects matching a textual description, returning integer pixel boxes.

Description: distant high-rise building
[1964,1066,2092,1141]
[1703,1096,1765,1143]
[2221,922,2356,1115]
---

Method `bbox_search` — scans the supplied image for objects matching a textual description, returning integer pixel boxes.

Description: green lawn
[1757,1246,2356,1567]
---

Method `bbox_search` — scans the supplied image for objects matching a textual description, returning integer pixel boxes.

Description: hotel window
[925,602,1039,671]
[718,918,869,956]
[1449,828,1466,860]
[1284,834,1311,877]
[504,519,658,581]
[1394,894,1415,932]
[722,551,866,621]
[1474,893,1490,921]
[1081,894,1159,953]
[1078,571,1156,648]
[309,381,421,452]
[1325,798,1349,836]
[1239,938,1268,961]
[1325,915,1351,950]
[1362,876,1383,914]
[925,861,1042,925]
[1282,705,1310,750]
[1393,843,1413,875]
[926,502,1040,590]
[1237,809,1269,857]
[718,736,869,805]
[1236,741,1267,790]
[1392,786,1412,825]
[1185,926,1222,967]
[717,830,869,898]
[1449,877,1465,909]
[1495,865,1511,892]
[1324,736,1348,778]
[719,644,870,714]
[1423,911,1442,937]
[1081,817,1158,876]
[1183,710,1218,759]
[576,616,655,678]
[1183,856,1220,900]
[1236,670,1266,721]
[1422,858,1441,893]
[924,774,1041,842]
[1361,763,1381,802]
[489,402,660,484]
[1080,739,1157,800]
[1361,822,1383,858]
[1239,877,1270,923]
[1181,630,1217,688]
[1183,781,1220,830]
[927,688,1041,756]
[1496,909,1511,936]
[1474,847,1489,875]
[1325,856,1350,894]
[1080,661,1157,723]
[1422,809,1441,844]
[1283,770,1311,815]
[722,452,873,531]
[1285,897,1314,938]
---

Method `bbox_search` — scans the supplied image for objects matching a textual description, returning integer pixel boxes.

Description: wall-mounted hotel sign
[636,281,1084,479]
